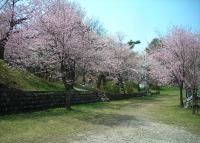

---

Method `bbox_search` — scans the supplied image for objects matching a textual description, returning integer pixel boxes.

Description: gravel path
[71,117,200,143]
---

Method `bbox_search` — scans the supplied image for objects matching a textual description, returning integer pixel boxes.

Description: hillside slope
[0,60,65,91]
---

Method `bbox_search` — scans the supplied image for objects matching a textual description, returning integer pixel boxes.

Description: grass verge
[0,60,65,91]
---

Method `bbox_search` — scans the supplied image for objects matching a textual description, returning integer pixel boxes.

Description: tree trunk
[82,68,86,85]
[60,59,76,110]
[97,73,107,90]
[82,75,86,85]
[65,93,72,110]
[179,82,184,107]
[62,59,75,90]
[0,39,7,60]
[122,85,126,94]
[192,89,197,115]
[102,75,107,89]
[97,73,103,89]
[117,74,125,94]
[0,47,5,60]
[186,88,188,98]
[67,59,75,89]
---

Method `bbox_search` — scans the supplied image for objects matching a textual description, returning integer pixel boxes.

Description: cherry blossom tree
[1,0,140,100]
[93,34,139,93]
[148,27,200,108]
[0,0,35,60]
[32,0,86,91]
[183,35,200,114]
[112,44,138,93]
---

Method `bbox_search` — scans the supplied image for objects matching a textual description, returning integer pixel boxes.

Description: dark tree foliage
[146,38,162,53]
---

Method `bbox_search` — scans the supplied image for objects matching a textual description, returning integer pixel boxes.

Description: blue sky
[74,0,200,52]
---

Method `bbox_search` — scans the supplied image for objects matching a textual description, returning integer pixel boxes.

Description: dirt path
[71,116,200,143]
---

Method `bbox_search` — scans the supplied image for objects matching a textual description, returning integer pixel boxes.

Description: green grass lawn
[135,87,200,135]
[0,87,199,143]
[0,60,65,91]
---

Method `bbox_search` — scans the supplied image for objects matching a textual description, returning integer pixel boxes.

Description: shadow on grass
[0,106,146,128]
[72,109,145,127]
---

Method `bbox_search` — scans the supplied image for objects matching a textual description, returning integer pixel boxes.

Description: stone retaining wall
[0,88,100,115]
[0,87,146,115]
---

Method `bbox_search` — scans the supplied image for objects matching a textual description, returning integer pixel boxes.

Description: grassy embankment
[0,60,64,91]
